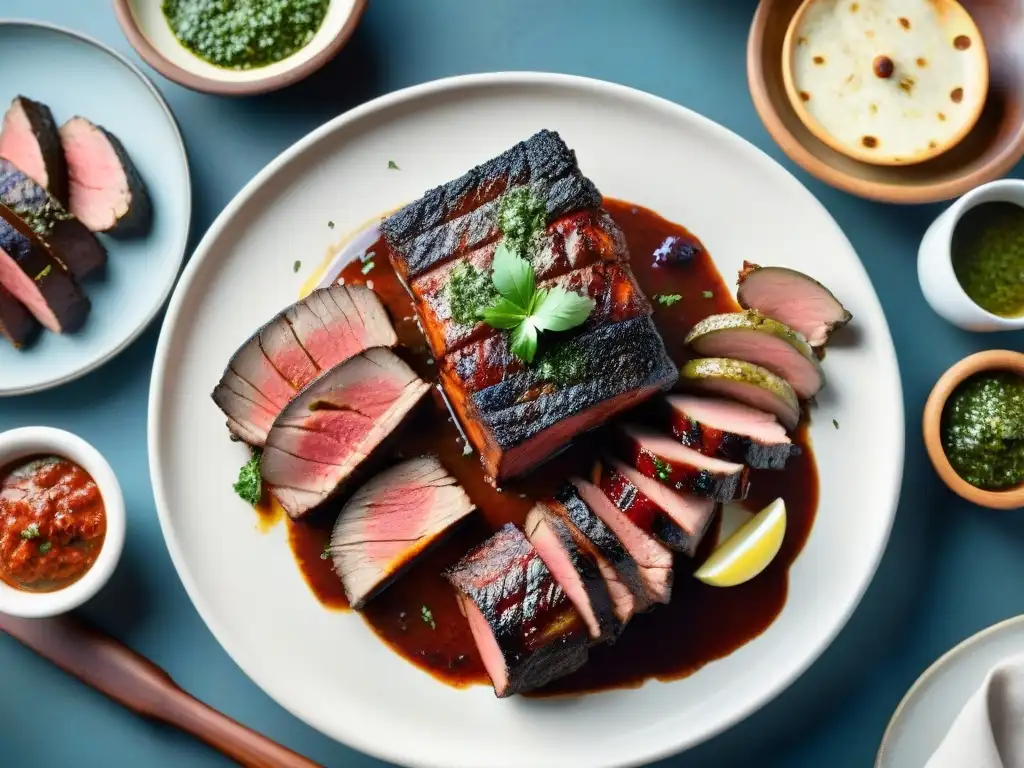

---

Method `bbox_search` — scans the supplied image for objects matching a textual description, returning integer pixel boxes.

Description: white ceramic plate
[0,21,191,396]
[876,615,1024,767]
[149,73,903,768]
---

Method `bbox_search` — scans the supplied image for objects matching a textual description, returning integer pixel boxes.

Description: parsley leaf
[293,260,302,273]
[510,319,540,363]
[328,220,335,229]
[388,160,400,170]
[833,419,840,430]
[421,605,436,629]
[656,294,682,307]
[233,451,262,506]
[532,287,595,332]
[490,243,535,310]
[38,540,52,554]
[480,296,528,329]
[20,523,40,540]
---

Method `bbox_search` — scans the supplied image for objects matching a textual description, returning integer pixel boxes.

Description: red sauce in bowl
[0,456,106,592]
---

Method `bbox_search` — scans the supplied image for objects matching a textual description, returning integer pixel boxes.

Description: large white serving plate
[149,74,903,768]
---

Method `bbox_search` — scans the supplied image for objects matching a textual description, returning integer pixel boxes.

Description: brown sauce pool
[282,198,819,694]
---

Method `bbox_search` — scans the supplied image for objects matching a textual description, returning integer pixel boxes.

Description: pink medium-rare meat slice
[664,394,797,470]
[0,97,67,204]
[571,478,673,605]
[211,284,397,447]
[525,503,621,642]
[261,348,430,519]
[0,282,39,349]
[445,523,589,697]
[329,457,475,609]
[595,457,717,557]
[60,116,151,236]
[616,423,750,502]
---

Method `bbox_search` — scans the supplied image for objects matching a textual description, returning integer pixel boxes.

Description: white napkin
[926,653,1024,768]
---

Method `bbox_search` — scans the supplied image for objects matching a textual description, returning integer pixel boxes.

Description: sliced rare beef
[445,523,589,697]
[594,456,717,557]
[260,347,430,519]
[570,478,673,605]
[0,203,88,333]
[60,116,151,237]
[0,282,39,349]
[616,424,750,503]
[381,129,602,281]
[330,456,475,609]
[211,284,397,446]
[0,157,106,280]
[525,503,620,642]
[0,96,67,204]
[664,394,798,470]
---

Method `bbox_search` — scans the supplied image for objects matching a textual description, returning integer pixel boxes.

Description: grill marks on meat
[445,523,588,697]
[211,285,397,446]
[0,96,67,204]
[261,347,430,519]
[0,282,39,349]
[330,457,475,609]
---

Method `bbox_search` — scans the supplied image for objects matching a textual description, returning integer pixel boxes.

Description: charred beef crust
[97,125,152,238]
[380,130,602,279]
[445,524,588,697]
[668,406,799,470]
[9,97,67,204]
[0,283,38,348]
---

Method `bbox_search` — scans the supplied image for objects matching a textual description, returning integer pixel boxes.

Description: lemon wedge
[694,498,786,587]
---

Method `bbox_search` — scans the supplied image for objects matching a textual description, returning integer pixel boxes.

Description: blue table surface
[4,2,1023,766]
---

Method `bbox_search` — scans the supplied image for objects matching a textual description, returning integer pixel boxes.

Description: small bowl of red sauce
[0,427,124,617]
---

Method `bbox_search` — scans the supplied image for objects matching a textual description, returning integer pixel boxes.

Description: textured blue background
[2,2,1022,766]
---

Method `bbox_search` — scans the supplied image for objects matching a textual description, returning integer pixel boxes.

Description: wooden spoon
[0,613,322,768]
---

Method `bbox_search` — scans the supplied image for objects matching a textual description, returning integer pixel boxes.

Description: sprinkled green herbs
[38,541,52,554]
[448,262,498,326]
[34,265,51,282]
[701,290,714,299]
[327,220,335,229]
[388,160,400,170]
[497,187,547,257]
[653,457,672,481]
[320,541,332,560]
[537,342,587,387]
[361,260,376,275]
[233,451,262,506]
[656,294,682,307]
[421,605,435,629]
[20,523,40,540]
[293,260,302,273]
[833,419,839,429]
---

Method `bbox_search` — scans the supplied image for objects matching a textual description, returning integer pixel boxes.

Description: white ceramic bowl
[918,179,1024,331]
[0,427,125,618]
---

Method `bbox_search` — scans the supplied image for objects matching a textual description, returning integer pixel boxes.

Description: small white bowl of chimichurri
[919,179,1024,332]
[114,0,367,96]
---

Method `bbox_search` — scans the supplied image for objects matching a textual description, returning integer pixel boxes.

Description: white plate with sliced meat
[148,73,903,768]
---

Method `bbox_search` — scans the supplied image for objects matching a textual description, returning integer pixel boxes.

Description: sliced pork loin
[0,203,88,333]
[570,478,673,605]
[737,261,852,347]
[664,394,798,470]
[525,503,621,642]
[261,347,430,519]
[0,283,39,349]
[616,424,750,503]
[680,357,801,431]
[445,523,589,697]
[594,457,717,557]
[211,284,397,446]
[330,457,475,609]
[0,157,106,280]
[60,116,151,237]
[0,96,67,204]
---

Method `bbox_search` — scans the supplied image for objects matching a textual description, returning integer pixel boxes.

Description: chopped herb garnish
[361,261,376,275]
[34,265,52,282]
[656,294,683,307]
[320,541,332,560]
[233,450,262,506]
[293,260,302,273]
[701,290,714,299]
[497,187,547,256]
[421,605,436,629]
[833,419,840,430]
[653,457,672,481]
[20,523,40,540]
[388,160,400,170]
[38,540,52,554]
[328,220,335,229]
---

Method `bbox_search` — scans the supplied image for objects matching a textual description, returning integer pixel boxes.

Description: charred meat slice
[60,116,152,237]
[0,157,106,281]
[211,285,397,447]
[595,457,717,557]
[261,347,430,519]
[381,129,602,280]
[445,523,589,697]
[616,424,750,502]
[0,97,67,204]
[0,203,88,333]
[330,456,475,609]
[525,503,620,642]
[0,283,39,349]
[664,394,798,470]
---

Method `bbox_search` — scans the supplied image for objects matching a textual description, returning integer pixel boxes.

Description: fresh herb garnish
[328,220,335,229]
[233,451,262,506]
[421,605,436,629]
[320,541,332,561]
[388,160,400,170]
[833,419,840,430]
[497,187,547,256]
[20,523,40,540]
[34,265,51,282]
[38,540,52,554]
[361,261,376,275]
[656,294,682,307]
[480,243,594,363]
[293,260,302,273]
[653,457,672,481]
[701,290,714,299]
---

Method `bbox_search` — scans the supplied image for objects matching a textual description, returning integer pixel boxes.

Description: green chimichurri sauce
[951,202,1024,318]
[942,371,1024,490]
[448,262,497,326]
[161,0,329,71]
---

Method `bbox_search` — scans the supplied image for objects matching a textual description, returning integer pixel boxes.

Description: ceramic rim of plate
[781,0,989,166]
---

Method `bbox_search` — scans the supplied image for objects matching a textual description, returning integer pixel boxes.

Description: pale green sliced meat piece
[680,357,801,430]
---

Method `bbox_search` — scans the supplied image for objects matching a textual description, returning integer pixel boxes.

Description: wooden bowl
[922,350,1024,509]
[749,0,1024,203]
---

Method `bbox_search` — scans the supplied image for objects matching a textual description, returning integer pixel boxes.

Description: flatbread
[784,0,988,165]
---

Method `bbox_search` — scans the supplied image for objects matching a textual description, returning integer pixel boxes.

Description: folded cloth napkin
[926,652,1024,768]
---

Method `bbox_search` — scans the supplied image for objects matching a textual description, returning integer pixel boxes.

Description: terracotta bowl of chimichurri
[924,350,1024,509]
[113,0,367,96]
[0,427,125,617]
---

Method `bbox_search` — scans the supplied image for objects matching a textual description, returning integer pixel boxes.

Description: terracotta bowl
[749,0,1024,203]
[113,0,367,96]
[923,349,1024,509]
